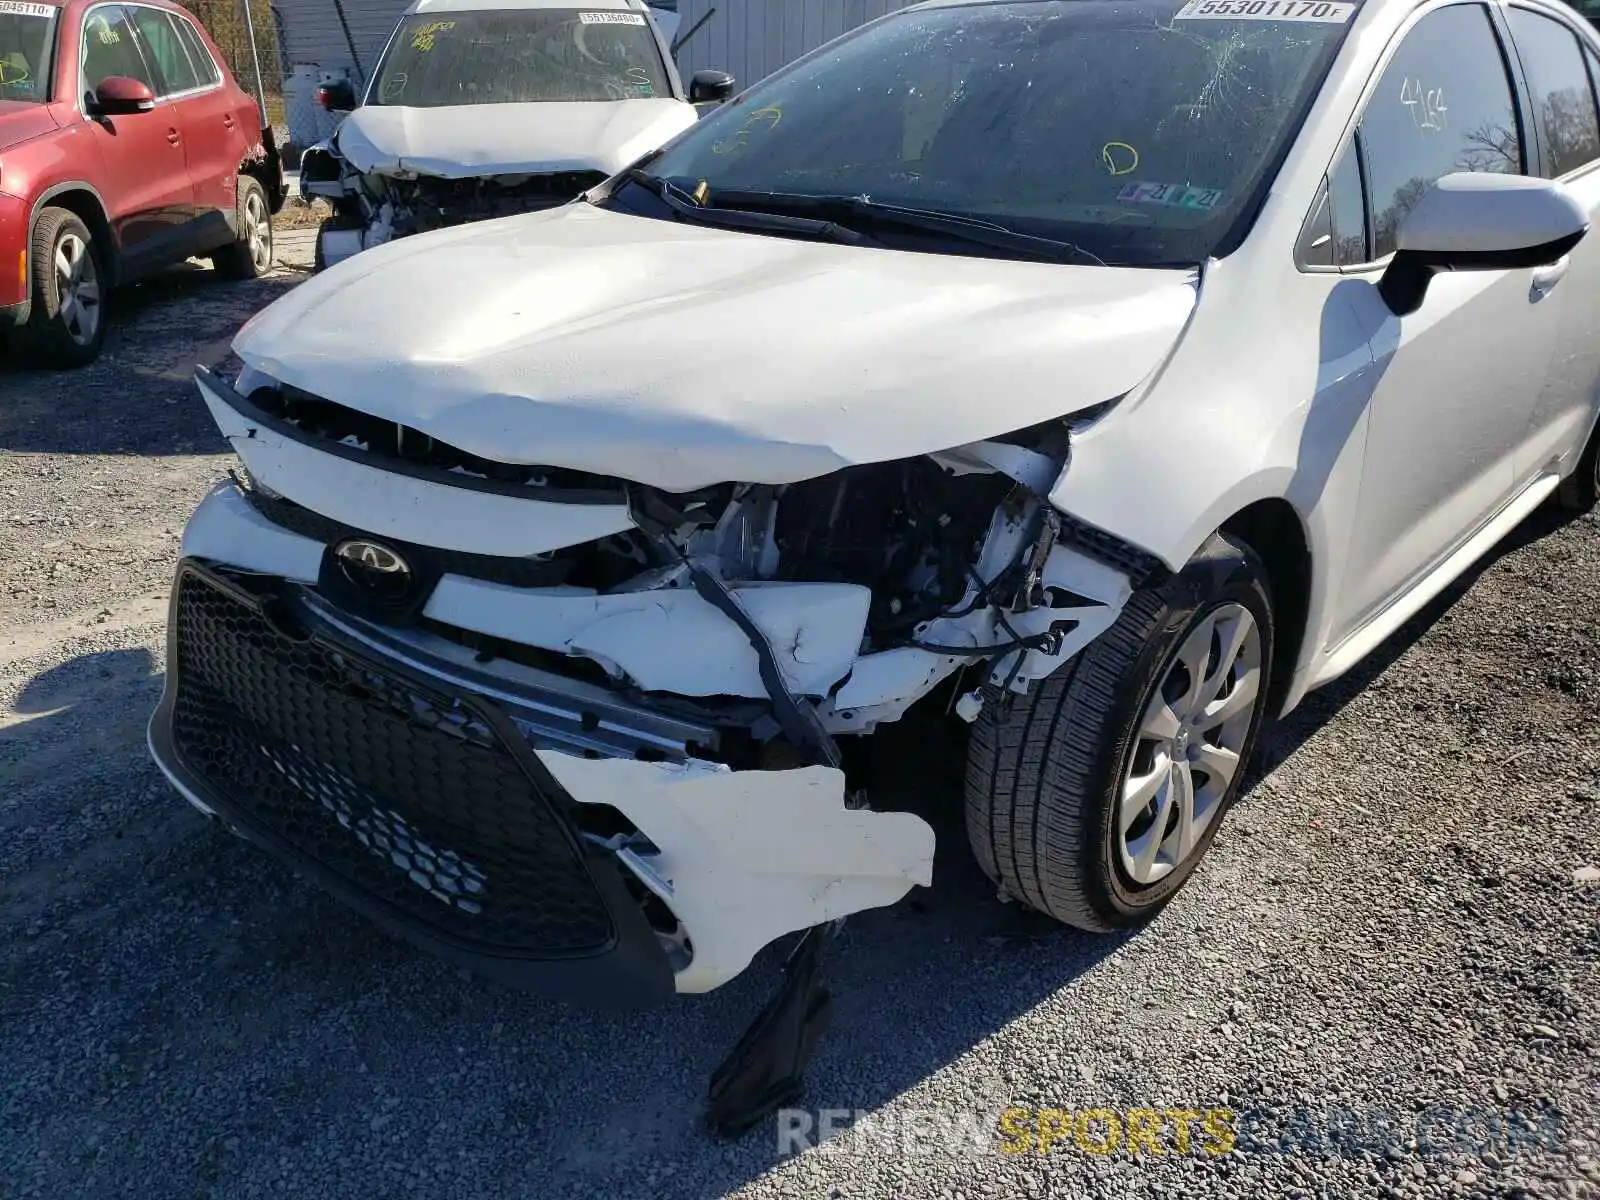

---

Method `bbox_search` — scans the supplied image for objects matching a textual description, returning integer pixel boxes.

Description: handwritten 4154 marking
[1400,77,1448,132]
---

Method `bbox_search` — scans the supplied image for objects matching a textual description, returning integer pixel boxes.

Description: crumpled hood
[0,102,58,153]
[233,204,1199,491]
[335,99,697,178]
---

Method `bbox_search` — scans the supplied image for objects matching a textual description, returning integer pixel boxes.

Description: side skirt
[1304,473,1561,695]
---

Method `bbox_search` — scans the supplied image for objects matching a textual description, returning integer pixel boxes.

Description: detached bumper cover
[148,562,675,1005]
[152,558,937,997]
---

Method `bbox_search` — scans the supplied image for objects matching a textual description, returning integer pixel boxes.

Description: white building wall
[274,0,408,81]
[672,0,918,90]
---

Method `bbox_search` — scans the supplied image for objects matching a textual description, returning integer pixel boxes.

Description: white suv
[151,0,1600,1131]
[298,0,732,269]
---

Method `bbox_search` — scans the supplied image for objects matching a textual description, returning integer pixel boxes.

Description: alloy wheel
[245,189,272,273]
[1118,602,1263,886]
[53,232,100,348]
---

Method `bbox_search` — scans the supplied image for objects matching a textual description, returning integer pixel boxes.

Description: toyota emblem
[333,539,413,600]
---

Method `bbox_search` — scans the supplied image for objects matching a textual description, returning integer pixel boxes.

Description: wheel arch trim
[1216,497,1318,721]
[27,182,120,287]
[1064,475,1329,721]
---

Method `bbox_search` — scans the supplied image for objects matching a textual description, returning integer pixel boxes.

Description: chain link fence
[186,0,285,133]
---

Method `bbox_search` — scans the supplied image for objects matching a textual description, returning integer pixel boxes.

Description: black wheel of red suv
[19,207,108,369]
[965,532,1276,932]
[212,176,274,280]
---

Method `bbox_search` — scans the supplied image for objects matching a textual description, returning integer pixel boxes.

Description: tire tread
[965,536,1272,934]
[20,207,105,369]
[212,176,272,281]
[966,589,1166,930]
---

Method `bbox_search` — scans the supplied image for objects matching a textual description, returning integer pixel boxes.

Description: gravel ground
[1,257,1597,1200]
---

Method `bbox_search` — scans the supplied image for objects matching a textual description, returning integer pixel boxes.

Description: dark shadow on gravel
[1,648,163,802]
[1,644,1123,1199]
[0,268,304,458]
[10,646,161,718]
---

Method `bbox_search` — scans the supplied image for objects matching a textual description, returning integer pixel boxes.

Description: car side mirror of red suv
[92,76,157,116]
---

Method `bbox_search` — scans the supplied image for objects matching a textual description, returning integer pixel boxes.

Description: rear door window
[1357,4,1523,259]
[172,14,220,86]
[81,4,156,98]
[127,5,199,95]
[1508,7,1600,175]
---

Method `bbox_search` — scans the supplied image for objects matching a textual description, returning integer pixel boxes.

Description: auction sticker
[579,10,646,23]
[1175,0,1356,20]
[0,2,56,16]
[1119,181,1224,211]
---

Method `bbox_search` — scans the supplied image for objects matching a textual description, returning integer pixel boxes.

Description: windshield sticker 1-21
[0,1,54,16]
[579,11,646,24]
[1119,181,1224,211]
[1175,0,1356,21]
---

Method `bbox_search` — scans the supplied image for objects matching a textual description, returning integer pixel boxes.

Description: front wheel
[212,176,274,280]
[965,532,1275,932]
[18,207,108,369]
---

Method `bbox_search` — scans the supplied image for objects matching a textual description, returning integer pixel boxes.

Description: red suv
[0,0,283,367]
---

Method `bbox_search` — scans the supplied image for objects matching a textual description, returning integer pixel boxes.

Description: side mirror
[1380,172,1589,316]
[688,69,736,106]
[92,75,155,116]
[315,80,358,112]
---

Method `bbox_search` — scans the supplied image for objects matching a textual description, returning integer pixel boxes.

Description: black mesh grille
[167,570,615,955]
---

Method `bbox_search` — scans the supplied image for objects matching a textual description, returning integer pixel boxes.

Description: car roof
[405,0,643,14]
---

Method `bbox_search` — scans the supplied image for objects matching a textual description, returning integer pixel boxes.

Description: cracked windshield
[0,2,56,101]
[371,7,671,106]
[647,0,1356,264]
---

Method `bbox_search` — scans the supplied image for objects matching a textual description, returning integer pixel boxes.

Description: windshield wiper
[620,170,881,248]
[706,189,1106,266]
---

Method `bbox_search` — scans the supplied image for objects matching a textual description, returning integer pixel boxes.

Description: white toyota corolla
[151,0,1600,1129]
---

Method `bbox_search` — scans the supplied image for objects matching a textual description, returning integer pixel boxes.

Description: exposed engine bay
[302,146,608,265]
[166,348,1150,1136]
[227,377,1142,757]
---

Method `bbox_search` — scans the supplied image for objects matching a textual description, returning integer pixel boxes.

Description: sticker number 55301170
[1175,0,1356,20]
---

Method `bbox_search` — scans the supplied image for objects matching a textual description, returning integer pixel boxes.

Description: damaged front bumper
[149,558,934,999]
[165,365,1140,1001]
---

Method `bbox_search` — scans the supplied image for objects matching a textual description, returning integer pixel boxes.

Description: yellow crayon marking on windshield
[410,20,456,52]
[712,105,783,155]
[1102,142,1139,176]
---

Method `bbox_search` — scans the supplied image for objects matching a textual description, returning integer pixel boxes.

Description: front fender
[1051,405,1362,722]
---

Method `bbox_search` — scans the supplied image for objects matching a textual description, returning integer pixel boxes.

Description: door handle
[222,113,236,129]
[166,128,181,146]
[1531,257,1569,297]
